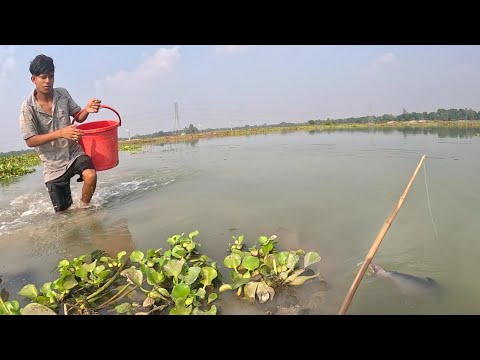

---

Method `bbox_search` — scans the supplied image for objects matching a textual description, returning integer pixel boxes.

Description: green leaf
[258,236,269,245]
[46,291,58,304]
[260,265,272,277]
[157,287,170,298]
[147,270,165,286]
[130,250,145,263]
[171,282,191,300]
[288,274,319,286]
[184,295,194,306]
[200,266,218,287]
[40,282,53,295]
[172,245,187,259]
[285,253,300,270]
[167,234,181,246]
[146,249,156,259]
[182,240,196,252]
[19,284,38,300]
[261,243,273,255]
[117,251,127,260]
[75,268,88,281]
[96,269,110,281]
[224,254,241,270]
[140,263,150,276]
[230,248,244,257]
[63,275,78,290]
[188,230,199,239]
[57,260,69,268]
[230,274,250,289]
[21,303,57,315]
[34,295,49,305]
[304,252,321,268]
[121,268,143,287]
[275,252,289,266]
[283,268,305,284]
[82,260,97,273]
[163,258,185,278]
[263,254,277,269]
[170,297,192,315]
[219,284,233,293]
[196,288,206,299]
[242,255,260,271]
[5,300,21,315]
[192,304,217,315]
[184,266,201,285]
[115,302,132,314]
[208,293,218,304]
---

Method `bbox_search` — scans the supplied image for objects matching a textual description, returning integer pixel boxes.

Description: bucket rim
[76,120,119,134]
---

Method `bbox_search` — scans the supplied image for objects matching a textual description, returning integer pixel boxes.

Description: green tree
[184,124,199,134]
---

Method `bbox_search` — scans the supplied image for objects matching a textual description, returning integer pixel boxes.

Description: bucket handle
[72,104,122,127]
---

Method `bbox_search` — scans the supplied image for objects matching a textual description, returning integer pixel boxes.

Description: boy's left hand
[86,98,101,113]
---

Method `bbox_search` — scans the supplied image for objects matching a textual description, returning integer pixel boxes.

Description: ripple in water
[0,171,181,235]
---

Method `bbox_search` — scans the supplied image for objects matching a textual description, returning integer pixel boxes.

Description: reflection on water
[2,127,480,314]
[61,211,136,258]
[310,125,480,139]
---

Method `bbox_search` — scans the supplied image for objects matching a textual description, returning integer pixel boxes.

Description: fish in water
[369,263,442,297]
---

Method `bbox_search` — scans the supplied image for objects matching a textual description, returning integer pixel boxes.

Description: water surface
[2,127,480,314]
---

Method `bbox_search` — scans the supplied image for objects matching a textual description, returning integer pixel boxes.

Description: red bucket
[72,105,122,171]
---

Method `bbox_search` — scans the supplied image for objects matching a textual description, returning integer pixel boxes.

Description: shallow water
[2,127,480,314]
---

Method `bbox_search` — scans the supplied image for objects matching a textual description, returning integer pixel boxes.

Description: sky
[1,44,480,153]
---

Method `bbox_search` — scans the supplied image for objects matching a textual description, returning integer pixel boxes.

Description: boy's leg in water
[73,155,97,208]
[79,168,97,207]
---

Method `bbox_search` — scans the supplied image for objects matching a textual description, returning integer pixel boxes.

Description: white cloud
[95,46,181,90]
[0,45,16,83]
[213,45,253,54]
[370,52,396,70]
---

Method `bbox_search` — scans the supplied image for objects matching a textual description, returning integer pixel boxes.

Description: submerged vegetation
[0,231,321,315]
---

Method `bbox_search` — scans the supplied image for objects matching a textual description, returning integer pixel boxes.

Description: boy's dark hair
[29,54,55,76]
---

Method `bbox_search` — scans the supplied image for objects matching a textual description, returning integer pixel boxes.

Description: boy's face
[31,72,54,95]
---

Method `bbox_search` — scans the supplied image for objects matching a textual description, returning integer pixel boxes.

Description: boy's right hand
[60,125,85,141]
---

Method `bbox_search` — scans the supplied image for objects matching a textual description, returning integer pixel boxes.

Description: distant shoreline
[3,120,480,156]
[2,120,480,182]
[116,120,480,148]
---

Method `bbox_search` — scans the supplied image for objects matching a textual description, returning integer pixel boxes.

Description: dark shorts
[45,155,95,213]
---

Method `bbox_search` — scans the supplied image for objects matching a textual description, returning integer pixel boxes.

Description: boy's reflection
[63,211,135,258]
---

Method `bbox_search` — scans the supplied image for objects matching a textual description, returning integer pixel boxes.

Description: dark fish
[369,263,441,297]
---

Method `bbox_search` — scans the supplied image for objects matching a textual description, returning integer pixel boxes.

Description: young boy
[19,54,101,213]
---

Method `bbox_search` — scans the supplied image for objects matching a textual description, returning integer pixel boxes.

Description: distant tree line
[118,108,480,142]
[0,149,36,157]
[307,107,480,125]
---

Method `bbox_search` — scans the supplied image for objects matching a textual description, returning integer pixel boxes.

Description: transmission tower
[368,103,374,123]
[174,102,182,134]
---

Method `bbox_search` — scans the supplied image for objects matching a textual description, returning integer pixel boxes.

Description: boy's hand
[86,98,101,113]
[60,125,85,141]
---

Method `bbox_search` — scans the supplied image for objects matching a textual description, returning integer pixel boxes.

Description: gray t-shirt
[19,87,86,183]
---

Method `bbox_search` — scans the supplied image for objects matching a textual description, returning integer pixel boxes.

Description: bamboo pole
[338,154,426,315]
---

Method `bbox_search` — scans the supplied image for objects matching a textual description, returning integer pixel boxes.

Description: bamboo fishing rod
[338,154,427,315]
